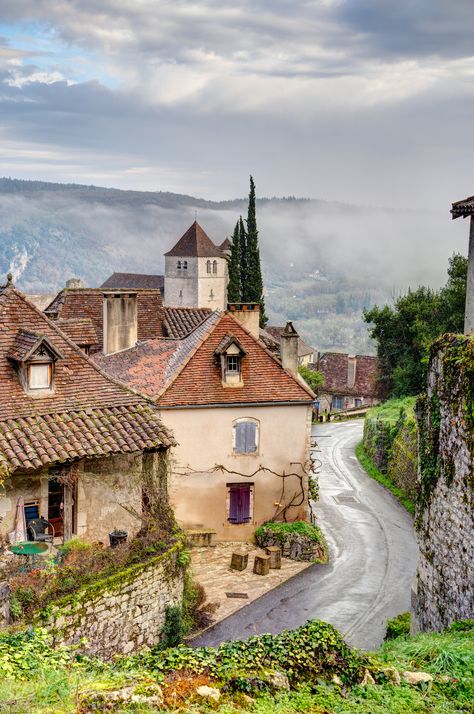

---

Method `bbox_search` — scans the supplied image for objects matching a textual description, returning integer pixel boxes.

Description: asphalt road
[192,420,418,650]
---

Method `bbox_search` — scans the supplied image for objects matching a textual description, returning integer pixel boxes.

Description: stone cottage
[95,305,315,541]
[313,352,380,414]
[0,277,175,545]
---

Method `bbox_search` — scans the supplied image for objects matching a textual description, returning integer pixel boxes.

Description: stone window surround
[232,417,260,455]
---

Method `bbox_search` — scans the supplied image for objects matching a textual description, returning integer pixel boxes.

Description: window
[206,260,211,273]
[177,260,182,270]
[355,398,363,407]
[28,363,52,390]
[182,260,188,271]
[212,260,217,274]
[234,419,258,453]
[332,395,343,410]
[226,355,240,374]
[227,483,253,524]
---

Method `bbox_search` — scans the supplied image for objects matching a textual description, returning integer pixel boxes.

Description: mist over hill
[0,178,465,355]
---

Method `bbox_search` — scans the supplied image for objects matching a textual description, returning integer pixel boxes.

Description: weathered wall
[35,543,184,659]
[164,403,312,541]
[413,335,474,631]
[0,453,144,544]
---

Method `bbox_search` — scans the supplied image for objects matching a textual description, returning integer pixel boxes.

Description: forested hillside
[0,178,465,355]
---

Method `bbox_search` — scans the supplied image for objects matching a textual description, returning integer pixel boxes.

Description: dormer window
[8,330,63,396]
[214,334,246,387]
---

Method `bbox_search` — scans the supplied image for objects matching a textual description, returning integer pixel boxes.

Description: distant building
[262,325,315,366]
[314,352,380,413]
[99,221,229,311]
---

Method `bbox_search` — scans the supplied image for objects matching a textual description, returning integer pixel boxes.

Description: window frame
[212,260,218,274]
[226,482,254,524]
[226,355,240,374]
[233,418,259,455]
[206,259,211,274]
[27,362,53,391]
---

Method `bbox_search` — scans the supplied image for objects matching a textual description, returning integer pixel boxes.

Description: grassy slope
[355,441,416,515]
[365,396,417,424]
[0,626,472,713]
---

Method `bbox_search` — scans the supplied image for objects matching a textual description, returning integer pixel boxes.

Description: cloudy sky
[1,0,474,208]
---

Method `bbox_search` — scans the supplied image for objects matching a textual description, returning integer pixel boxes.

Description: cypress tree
[227,220,241,302]
[244,175,267,326]
[239,215,248,301]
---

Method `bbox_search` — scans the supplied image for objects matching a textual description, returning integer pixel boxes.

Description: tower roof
[164,221,222,258]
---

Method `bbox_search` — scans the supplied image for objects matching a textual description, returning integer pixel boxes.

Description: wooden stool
[231,551,248,571]
[265,546,282,569]
[253,554,270,576]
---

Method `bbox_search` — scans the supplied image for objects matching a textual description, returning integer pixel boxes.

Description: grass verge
[355,441,416,515]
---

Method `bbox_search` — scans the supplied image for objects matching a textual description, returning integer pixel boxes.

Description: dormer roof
[8,329,64,363]
[164,221,222,258]
[214,334,247,357]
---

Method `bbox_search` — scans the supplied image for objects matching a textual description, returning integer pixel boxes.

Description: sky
[0,1,474,209]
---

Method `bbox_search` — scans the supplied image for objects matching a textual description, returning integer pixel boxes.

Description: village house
[0,277,175,545]
[314,352,380,414]
[94,305,315,541]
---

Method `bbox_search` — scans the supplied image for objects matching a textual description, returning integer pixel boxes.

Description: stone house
[94,305,315,541]
[314,352,380,414]
[0,278,175,545]
[100,221,229,312]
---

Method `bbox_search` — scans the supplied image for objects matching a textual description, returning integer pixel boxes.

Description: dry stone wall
[413,335,474,631]
[35,543,184,660]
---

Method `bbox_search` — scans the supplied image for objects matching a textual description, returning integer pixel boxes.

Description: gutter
[158,400,314,410]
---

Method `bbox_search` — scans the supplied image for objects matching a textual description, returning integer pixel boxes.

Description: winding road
[193,420,418,650]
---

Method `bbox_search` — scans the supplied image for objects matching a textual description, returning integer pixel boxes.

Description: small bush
[384,612,411,640]
[255,521,323,546]
[160,606,185,649]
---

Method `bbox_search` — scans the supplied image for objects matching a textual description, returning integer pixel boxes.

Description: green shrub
[255,521,324,546]
[159,606,185,649]
[384,612,411,640]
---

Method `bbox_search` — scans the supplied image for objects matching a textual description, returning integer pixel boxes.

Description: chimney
[280,321,299,376]
[227,302,260,339]
[66,277,85,289]
[347,356,356,388]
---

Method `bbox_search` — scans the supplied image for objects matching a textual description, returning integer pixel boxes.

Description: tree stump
[253,554,270,576]
[230,551,248,571]
[265,546,282,569]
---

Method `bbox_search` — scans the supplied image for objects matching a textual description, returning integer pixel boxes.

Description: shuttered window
[234,421,257,453]
[228,483,252,523]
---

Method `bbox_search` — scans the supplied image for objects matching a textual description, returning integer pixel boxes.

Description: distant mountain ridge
[0,177,462,355]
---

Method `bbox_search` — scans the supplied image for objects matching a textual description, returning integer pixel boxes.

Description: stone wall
[35,543,185,659]
[413,335,474,631]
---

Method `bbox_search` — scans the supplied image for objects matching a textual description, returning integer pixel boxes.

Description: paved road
[193,420,418,650]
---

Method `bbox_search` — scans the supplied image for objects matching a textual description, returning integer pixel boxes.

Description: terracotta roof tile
[316,352,379,397]
[55,318,98,347]
[163,306,214,338]
[0,285,175,474]
[164,221,222,257]
[44,288,165,350]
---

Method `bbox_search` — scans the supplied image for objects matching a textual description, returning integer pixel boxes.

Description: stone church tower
[164,221,229,310]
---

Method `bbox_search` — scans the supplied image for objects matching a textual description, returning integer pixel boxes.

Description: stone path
[189,542,312,637]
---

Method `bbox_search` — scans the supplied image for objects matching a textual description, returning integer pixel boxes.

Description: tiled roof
[264,326,314,358]
[159,313,314,407]
[56,318,98,346]
[100,273,164,290]
[94,312,221,397]
[451,196,474,218]
[44,288,165,349]
[164,221,222,257]
[317,352,379,397]
[163,306,214,338]
[0,284,175,474]
[0,405,174,472]
[8,330,63,363]
[219,238,231,253]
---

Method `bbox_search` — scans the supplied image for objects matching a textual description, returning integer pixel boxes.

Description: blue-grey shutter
[245,422,257,452]
[235,422,246,453]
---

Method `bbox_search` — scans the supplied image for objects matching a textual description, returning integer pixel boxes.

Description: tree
[298,364,324,395]
[243,176,267,327]
[363,253,467,397]
[227,220,241,302]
